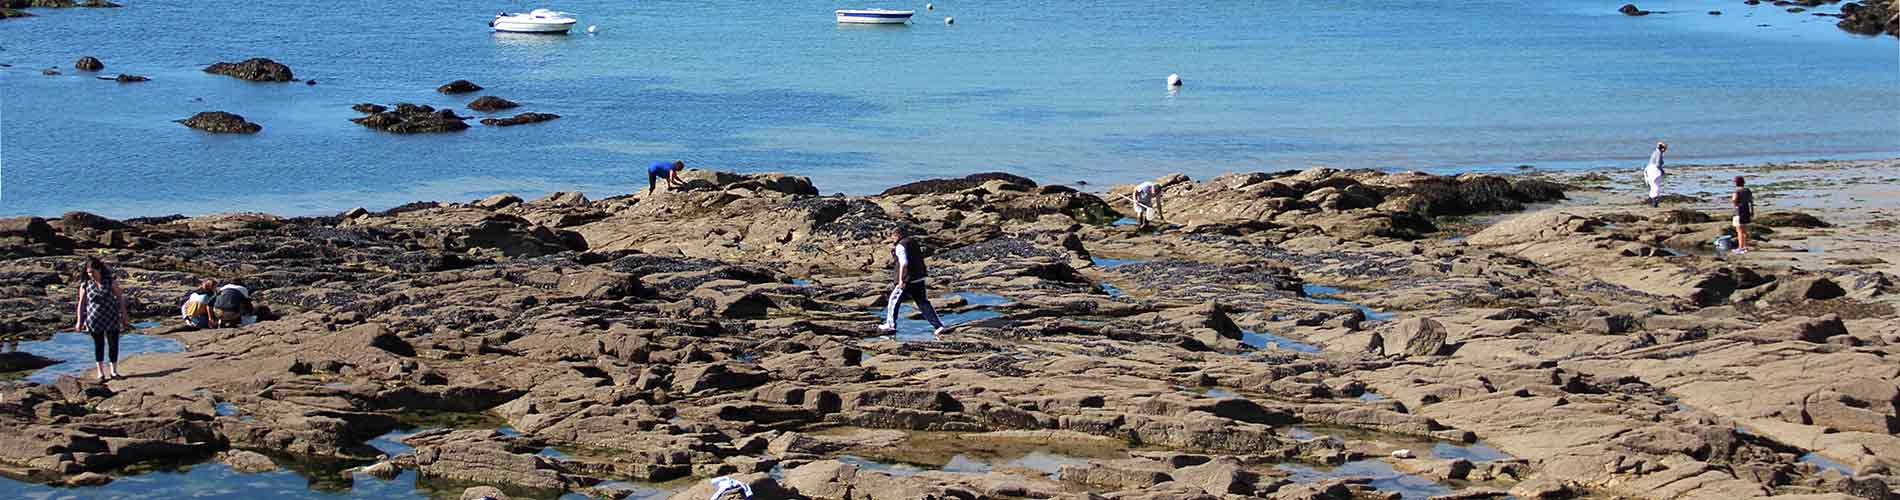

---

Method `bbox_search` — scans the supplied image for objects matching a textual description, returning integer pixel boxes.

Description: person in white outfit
[1132,181,1164,227]
[1643,142,1668,207]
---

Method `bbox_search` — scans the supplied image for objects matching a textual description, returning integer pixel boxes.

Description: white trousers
[1644,168,1663,199]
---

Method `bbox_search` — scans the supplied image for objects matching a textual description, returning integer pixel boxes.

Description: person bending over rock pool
[879,226,946,336]
[212,281,253,328]
[1133,181,1165,227]
[648,160,685,194]
[180,279,216,330]
[1643,141,1668,207]
[1732,175,1754,254]
[73,256,129,381]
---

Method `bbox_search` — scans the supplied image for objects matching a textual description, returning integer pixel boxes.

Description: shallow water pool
[15,331,186,384]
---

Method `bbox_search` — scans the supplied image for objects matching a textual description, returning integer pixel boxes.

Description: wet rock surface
[0,165,1895,499]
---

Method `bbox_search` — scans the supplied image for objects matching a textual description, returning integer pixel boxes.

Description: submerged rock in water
[73,56,103,71]
[437,79,483,94]
[351,103,470,133]
[203,58,295,82]
[1619,3,1650,16]
[480,112,559,127]
[175,111,263,134]
[351,103,388,114]
[466,96,519,112]
[100,73,149,83]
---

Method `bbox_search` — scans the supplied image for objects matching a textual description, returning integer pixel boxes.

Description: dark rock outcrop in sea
[97,73,147,83]
[73,56,102,71]
[437,79,483,94]
[175,111,262,134]
[351,102,470,133]
[1619,3,1651,16]
[466,96,519,112]
[203,58,295,82]
[2,0,121,8]
[1,165,1894,499]
[1838,1,1900,36]
[480,112,558,127]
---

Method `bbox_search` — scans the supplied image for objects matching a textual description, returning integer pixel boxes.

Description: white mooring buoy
[926,3,934,10]
[587,25,598,34]
[945,16,955,25]
[1167,73,1182,87]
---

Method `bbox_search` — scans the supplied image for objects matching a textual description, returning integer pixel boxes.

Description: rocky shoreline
[1,160,1896,499]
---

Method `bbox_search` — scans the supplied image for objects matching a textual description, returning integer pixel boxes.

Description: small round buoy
[1167,73,1182,86]
[945,16,955,25]
[926,3,933,10]
[587,25,598,34]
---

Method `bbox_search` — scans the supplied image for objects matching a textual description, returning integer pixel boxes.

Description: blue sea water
[3,0,1894,218]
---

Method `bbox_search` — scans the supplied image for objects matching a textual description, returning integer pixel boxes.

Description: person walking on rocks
[73,256,129,381]
[1732,175,1754,254]
[212,281,253,328]
[1131,181,1165,228]
[1643,142,1668,207]
[180,279,216,330]
[879,226,946,336]
[647,160,685,194]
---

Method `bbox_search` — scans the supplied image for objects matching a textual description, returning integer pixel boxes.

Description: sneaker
[1733,248,1749,254]
[876,324,896,332]
[933,326,949,336]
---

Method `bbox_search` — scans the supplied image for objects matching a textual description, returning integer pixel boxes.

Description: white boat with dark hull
[836,8,914,24]
[491,9,577,33]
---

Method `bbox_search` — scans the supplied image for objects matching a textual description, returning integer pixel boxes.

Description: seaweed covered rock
[480,112,559,127]
[351,103,388,114]
[74,56,103,71]
[175,111,262,134]
[203,58,294,82]
[466,96,519,112]
[436,79,483,94]
[880,172,1037,196]
[351,103,469,133]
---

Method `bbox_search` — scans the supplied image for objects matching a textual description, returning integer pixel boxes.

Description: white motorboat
[835,8,914,24]
[491,9,577,34]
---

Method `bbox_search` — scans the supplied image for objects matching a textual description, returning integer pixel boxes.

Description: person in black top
[878,226,946,336]
[73,256,129,381]
[212,282,254,328]
[1732,176,1754,254]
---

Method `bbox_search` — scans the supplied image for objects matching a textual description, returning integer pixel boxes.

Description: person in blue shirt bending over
[648,160,685,194]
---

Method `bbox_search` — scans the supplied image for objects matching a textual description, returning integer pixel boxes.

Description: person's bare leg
[1736,223,1750,251]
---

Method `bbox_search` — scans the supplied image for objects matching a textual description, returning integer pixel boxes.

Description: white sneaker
[877,324,896,332]
[1733,248,1750,254]
[933,326,949,336]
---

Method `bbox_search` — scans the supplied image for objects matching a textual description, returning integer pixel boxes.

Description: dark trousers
[89,329,121,364]
[884,281,943,329]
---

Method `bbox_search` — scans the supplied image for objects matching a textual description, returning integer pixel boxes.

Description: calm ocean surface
[2,0,1895,218]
